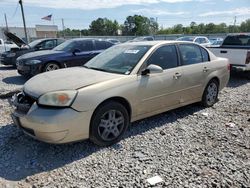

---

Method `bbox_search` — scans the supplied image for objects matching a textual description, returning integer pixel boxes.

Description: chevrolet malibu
[10,41,230,146]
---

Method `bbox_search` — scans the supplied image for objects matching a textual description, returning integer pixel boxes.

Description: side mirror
[141,64,163,75]
[72,49,81,55]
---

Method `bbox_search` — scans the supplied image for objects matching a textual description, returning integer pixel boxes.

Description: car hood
[19,50,63,60]
[4,31,27,47]
[24,67,123,98]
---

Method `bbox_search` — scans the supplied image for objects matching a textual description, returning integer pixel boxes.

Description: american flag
[42,14,52,21]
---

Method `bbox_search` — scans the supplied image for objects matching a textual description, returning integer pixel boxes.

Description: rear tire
[90,101,129,146]
[201,79,219,107]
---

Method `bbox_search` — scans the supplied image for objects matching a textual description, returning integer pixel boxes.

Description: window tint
[200,38,207,44]
[147,45,178,70]
[37,40,55,49]
[95,40,108,50]
[223,35,250,46]
[195,38,201,44]
[179,44,203,65]
[76,40,94,51]
[57,39,65,45]
[201,47,209,62]
[43,40,55,49]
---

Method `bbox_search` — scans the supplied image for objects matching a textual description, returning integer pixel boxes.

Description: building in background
[0,25,58,42]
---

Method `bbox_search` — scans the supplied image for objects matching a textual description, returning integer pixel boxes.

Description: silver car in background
[10,41,230,146]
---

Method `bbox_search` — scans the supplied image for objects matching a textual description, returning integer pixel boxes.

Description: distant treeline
[58,15,250,37]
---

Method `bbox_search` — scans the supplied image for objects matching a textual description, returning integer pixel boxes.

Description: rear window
[179,44,203,65]
[95,40,110,50]
[76,40,94,51]
[223,35,250,46]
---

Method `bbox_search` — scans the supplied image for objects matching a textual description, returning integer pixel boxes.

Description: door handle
[173,72,182,80]
[220,50,227,54]
[203,67,210,72]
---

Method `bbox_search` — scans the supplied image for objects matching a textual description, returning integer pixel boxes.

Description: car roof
[120,40,197,46]
[70,38,107,41]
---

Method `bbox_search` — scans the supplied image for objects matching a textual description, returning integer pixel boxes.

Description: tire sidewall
[90,101,129,146]
[202,79,219,107]
[43,62,60,72]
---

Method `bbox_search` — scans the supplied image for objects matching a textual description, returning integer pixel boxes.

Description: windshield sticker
[124,50,139,54]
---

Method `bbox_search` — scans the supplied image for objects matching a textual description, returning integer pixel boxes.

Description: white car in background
[0,38,18,53]
[177,36,211,47]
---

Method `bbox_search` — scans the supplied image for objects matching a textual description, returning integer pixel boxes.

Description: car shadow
[0,66,16,71]
[228,72,249,88]
[0,103,205,181]
[2,76,28,85]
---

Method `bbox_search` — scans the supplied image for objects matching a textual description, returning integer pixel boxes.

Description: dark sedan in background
[16,38,114,77]
[0,31,65,67]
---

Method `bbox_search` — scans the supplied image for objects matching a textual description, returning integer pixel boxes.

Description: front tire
[90,101,129,146]
[201,79,219,107]
[43,62,60,72]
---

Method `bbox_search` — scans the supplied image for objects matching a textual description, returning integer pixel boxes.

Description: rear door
[177,43,211,102]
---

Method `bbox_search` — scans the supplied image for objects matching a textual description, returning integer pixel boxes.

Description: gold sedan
[10,41,230,146]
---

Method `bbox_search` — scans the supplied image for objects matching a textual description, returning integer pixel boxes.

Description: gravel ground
[0,65,249,188]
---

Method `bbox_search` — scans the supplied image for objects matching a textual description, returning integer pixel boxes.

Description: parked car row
[0,32,117,77]
[9,40,230,146]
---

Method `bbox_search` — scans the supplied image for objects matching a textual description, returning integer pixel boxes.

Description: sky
[0,0,249,30]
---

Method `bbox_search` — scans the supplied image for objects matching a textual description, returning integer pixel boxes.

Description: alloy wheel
[97,109,125,141]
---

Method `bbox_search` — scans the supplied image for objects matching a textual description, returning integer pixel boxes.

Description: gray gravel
[0,65,249,188]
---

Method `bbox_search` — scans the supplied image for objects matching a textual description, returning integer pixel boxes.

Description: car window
[200,38,207,44]
[179,44,203,65]
[0,40,2,45]
[57,39,65,46]
[95,40,108,50]
[201,47,209,62]
[194,38,201,44]
[146,45,178,70]
[76,40,94,51]
[43,40,55,49]
[223,35,250,46]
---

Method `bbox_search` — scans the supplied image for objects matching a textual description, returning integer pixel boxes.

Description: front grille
[16,59,25,66]
[12,92,36,114]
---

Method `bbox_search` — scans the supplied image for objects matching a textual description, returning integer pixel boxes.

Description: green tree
[89,18,119,35]
[122,15,158,36]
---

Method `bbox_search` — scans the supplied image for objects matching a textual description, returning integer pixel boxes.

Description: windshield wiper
[83,66,108,72]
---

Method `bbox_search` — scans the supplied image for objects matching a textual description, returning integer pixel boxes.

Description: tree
[240,19,250,32]
[122,15,158,36]
[89,18,119,36]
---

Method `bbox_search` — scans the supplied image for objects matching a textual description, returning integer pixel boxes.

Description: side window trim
[141,44,180,71]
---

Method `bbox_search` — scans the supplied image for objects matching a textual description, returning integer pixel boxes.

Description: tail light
[246,51,250,64]
[227,63,231,71]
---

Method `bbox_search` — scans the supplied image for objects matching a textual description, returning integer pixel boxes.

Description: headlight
[6,52,16,57]
[25,60,42,65]
[38,90,77,107]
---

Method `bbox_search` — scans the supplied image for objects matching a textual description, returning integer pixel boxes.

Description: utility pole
[61,18,65,38]
[233,16,237,33]
[4,13,8,31]
[19,0,28,43]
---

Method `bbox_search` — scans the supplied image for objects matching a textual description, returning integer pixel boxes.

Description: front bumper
[17,63,41,76]
[9,93,92,143]
[0,56,16,66]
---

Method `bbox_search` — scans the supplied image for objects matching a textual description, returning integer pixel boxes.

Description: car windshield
[53,40,75,51]
[177,37,194,41]
[28,39,43,48]
[84,44,151,74]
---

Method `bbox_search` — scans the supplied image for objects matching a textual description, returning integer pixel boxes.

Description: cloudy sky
[0,0,249,30]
